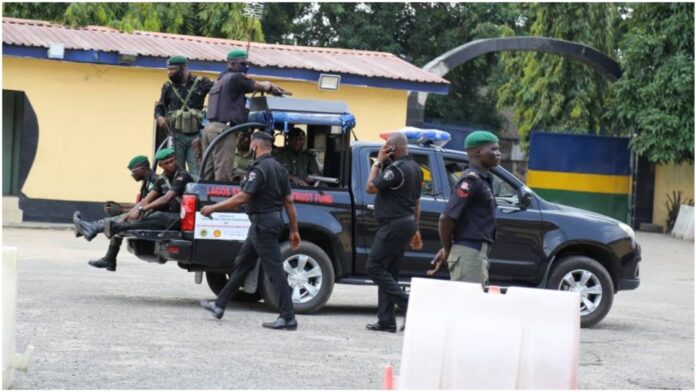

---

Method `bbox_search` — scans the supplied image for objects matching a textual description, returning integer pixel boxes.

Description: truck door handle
[367,204,375,210]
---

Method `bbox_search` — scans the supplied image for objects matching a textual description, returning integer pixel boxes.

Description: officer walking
[365,132,423,333]
[154,55,213,180]
[101,148,194,237]
[73,155,159,271]
[201,49,287,181]
[428,131,501,286]
[200,131,301,330]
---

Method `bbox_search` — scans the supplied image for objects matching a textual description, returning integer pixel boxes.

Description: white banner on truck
[193,212,251,241]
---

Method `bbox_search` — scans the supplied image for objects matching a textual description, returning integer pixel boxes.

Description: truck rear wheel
[547,256,614,328]
[261,241,335,314]
[205,272,262,302]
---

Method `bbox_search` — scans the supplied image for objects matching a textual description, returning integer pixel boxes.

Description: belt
[379,215,415,225]
[454,240,485,251]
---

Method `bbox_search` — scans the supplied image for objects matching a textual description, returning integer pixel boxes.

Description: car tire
[260,241,335,314]
[205,272,262,302]
[547,256,614,328]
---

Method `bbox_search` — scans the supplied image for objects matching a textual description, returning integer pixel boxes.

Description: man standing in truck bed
[199,131,302,331]
[364,131,423,333]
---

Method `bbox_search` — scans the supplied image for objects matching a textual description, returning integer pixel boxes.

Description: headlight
[618,222,636,247]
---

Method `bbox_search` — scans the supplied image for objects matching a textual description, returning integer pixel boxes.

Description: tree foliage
[2,2,263,41]
[606,3,694,164]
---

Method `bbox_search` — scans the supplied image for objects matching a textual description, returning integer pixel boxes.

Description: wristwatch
[373,161,383,169]
[138,206,145,213]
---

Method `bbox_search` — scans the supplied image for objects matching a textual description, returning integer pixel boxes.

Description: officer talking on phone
[364,132,423,333]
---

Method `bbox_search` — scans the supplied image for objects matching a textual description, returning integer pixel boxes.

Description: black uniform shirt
[442,167,497,244]
[372,156,422,221]
[206,70,255,125]
[241,154,291,215]
[152,170,194,213]
[154,75,214,118]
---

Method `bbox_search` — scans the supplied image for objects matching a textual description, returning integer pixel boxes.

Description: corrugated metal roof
[2,17,449,86]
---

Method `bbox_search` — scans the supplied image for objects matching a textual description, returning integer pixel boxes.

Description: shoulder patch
[383,169,395,181]
[457,181,470,198]
[247,171,257,182]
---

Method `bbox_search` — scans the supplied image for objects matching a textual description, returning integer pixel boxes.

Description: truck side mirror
[519,186,533,209]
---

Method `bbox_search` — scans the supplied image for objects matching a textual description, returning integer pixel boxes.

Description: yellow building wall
[3,56,407,203]
[652,162,695,229]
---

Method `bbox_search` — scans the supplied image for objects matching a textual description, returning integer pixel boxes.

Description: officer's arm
[142,190,177,212]
[283,194,299,234]
[154,84,168,119]
[202,191,252,216]
[365,163,381,194]
[438,215,456,254]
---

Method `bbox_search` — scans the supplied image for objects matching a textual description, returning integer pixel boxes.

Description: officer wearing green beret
[274,127,321,187]
[72,155,159,271]
[201,48,288,181]
[154,55,214,181]
[100,148,194,238]
[429,131,501,286]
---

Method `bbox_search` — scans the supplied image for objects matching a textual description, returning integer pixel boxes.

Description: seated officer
[102,148,194,238]
[230,130,253,182]
[73,155,159,271]
[274,127,320,187]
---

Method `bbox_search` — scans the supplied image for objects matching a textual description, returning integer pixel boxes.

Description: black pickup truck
[125,97,640,328]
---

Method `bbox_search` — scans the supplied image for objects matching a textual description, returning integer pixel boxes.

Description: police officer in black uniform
[365,132,423,333]
[102,148,194,238]
[201,49,287,181]
[428,131,501,286]
[200,131,302,330]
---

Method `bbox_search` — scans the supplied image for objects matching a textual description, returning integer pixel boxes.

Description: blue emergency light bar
[380,126,452,147]
[248,110,356,133]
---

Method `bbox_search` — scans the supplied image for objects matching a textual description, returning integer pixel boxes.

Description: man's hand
[410,230,423,250]
[269,85,288,96]
[426,248,448,276]
[191,137,202,159]
[156,115,169,130]
[124,207,141,222]
[377,143,394,164]
[290,231,301,251]
[290,176,309,187]
[200,205,215,218]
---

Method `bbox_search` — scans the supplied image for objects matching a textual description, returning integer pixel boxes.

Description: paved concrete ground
[3,228,693,389]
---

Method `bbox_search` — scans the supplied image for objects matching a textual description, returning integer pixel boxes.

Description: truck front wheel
[261,241,335,314]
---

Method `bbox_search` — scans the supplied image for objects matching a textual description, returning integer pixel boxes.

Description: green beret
[156,147,176,161]
[227,49,248,61]
[251,131,273,142]
[465,130,499,149]
[127,155,149,170]
[167,55,188,66]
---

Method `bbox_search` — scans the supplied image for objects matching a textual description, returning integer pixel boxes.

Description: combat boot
[88,244,119,271]
[74,217,104,242]
[73,211,84,238]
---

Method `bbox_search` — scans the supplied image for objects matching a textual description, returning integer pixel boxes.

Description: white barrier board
[671,204,694,240]
[193,212,251,241]
[398,278,580,389]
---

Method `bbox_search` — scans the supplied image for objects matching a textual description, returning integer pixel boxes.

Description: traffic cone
[383,364,395,389]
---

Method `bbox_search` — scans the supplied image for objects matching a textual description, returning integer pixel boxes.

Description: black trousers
[215,212,294,320]
[367,216,416,326]
[117,211,180,231]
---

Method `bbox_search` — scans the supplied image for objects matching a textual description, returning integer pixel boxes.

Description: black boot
[74,217,104,242]
[88,244,119,271]
[73,211,84,238]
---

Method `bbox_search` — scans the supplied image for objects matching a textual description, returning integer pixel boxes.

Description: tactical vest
[165,77,204,134]
[206,72,249,125]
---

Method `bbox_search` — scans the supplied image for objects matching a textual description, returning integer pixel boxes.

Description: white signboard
[194,212,251,241]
